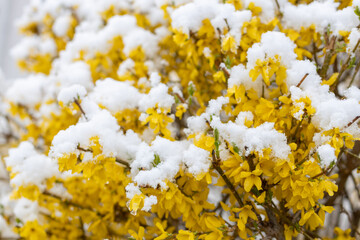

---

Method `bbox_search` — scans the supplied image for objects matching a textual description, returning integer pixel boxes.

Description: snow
[11,36,57,60]
[13,198,39,222]
[142,195,157,211]
[139,83,175,110]
[228,64,256,89]
[247,31,297,69]
[117,59,135,76]
[57,84,87,105]
[89,78,142,112]
[130,137,210,189]
[50,107,119,158]
[52,15,72,37]
[283,1,360,35]
[211,117,291,160]
[317,144,336,167]
[60,14,159,62]
[344,86,360,101]
[171,0,251,44]
[5,142,59,190]
[348,28,360,52]
[5,74,48,107]
[52,61,94,90]
[243,0,276,22]
[183,144,210,176]
[0,215,16,238]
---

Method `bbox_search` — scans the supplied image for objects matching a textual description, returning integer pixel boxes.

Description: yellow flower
[255,98,275,122]
[154,222,170,240]
[284,224,298,240]
[213,71,226,83]
[291,97,316,120]
[58,153,78,172]
[193,134,214,152]
[88,219,108,237]
[176,104,187,119]
[198,19,215,39]
[143,106,174,139]
[19,220,47,240]
[334,227,355,240]
[129,226,145,240]
[322,72,339,86]
[299,205,333,231]
[176,230,195,240]
[221,35,237,53]
[249,55,286,88]
[239,168,263,192]
[248,2,262,16]
[173,29,189,47]
[129,194,145,214]
[233,205,258,231]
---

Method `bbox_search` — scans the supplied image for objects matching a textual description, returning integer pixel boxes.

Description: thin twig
[212,150,244,207]
[115,158,130,169]
[319,36,337,79]
[296,73,309,88]
[332,39,360,91]
[346,115,360,128]
[347,60,360,88]
[74,99,88,120]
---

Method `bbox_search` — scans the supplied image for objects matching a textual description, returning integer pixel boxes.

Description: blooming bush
[1,0,360,239]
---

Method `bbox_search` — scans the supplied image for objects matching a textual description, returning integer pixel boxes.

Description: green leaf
[225,56,233,69]
[174,95,180,104]
[16,218,22,224]
[355,6,360,20]
[152,154,161,167]
[335,42,346,53]
[188,82,195,97]
[232,142,240,154]
[214,128,220,158]
[348,57,357,69]
[265,190,273,203]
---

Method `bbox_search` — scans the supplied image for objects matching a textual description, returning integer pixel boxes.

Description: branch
[296,73,309,88]
[211,150,244,207]
[346,116,360,128]
[347,59,360,88]
[115,158,130,169]
[319,36,336,79]
[74,99,88,120]
[42,191,104,217]
[331,39,360,91]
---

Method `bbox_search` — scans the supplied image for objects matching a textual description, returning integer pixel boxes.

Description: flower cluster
[1,0,360,239]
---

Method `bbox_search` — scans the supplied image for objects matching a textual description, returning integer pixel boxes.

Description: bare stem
[74,99,88,120]
[296,73,309,88]
[332,39,360,91]
[211,150,244,207]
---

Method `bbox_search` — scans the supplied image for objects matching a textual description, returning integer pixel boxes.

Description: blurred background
[0,0,27,80]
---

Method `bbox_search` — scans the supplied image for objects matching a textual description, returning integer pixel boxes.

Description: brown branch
[174,93,186,103]
[74,99,88,120]
[347,59,360,88]
[319,36,337,79]
[42,191,104,217]
[274,0,283,17]
[346,116,360,128]
[296,73,309,88]
[115,158,130,169]
[212,150,244,207]
[331,39,360,91]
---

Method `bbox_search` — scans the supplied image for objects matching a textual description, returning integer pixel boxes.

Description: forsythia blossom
[1,0,360,239]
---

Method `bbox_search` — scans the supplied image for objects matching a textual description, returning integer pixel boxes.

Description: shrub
[1,0,360,239]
